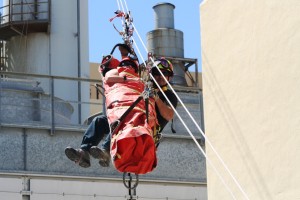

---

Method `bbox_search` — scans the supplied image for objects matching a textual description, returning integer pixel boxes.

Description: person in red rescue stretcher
[65,44,178,171]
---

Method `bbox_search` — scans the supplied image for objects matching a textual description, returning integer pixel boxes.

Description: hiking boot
[89,146,111,167]
[65,147,91,168]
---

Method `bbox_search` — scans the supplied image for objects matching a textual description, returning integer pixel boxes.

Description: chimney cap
[153,2,175,9]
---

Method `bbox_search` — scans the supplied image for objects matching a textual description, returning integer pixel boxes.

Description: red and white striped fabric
[104,65,158,174]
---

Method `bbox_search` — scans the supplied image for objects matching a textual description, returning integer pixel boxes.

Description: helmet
[99,55,120,76]
[151,58,174,77]
[101,55,120,68]
[119,55,139,73]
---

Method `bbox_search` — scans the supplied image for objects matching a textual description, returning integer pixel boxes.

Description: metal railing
[0,71,104,135]
[0,0,50,25]
[0,71,204,136]
[0,41,8,72]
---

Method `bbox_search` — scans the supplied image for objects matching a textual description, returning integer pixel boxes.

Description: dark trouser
[80,115,111,151]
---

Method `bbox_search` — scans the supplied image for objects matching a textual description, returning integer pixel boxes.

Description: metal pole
[50,77,55,135]
[77,0,82,124]
[0,75,2,125]
[9,0,11,22]
[195,59,199,87]
[22,128,27,171]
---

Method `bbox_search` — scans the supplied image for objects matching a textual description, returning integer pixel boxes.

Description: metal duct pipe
[153,2,175,29]
[147,2,187,86]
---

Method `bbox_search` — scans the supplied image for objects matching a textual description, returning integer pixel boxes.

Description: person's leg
[101,133,111,151]
[89,132,111,167]
[80,115,110,150]
[65,115,110,168]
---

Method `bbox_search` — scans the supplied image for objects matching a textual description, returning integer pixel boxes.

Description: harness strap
[110,95,143,135]
[171,119,176,133]
[110,43,133,55]
[145,97,149,123]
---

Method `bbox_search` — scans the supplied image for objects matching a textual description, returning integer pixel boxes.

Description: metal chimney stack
[154,2,175,29]
[147,2,187,86]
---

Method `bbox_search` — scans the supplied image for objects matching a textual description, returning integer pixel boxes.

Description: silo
[147,2,187,86]
[1,0,90,124]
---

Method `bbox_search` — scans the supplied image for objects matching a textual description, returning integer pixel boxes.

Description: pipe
[77,0,82,124]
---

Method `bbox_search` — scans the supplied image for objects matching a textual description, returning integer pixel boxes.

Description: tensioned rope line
[142,37,248,199]
[113,1,250,199]
[149,63,250,200]
[148,68,237,200]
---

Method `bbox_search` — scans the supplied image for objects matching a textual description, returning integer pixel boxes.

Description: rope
[149,63,238,200]
[113,0,250,199]
[150,58,250,200]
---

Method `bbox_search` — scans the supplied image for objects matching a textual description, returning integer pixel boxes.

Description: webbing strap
[110,95,143,134]
[110,43,132,55]
[145,98,149,123]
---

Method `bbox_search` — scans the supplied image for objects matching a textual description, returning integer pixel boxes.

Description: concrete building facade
[200,1,300,199]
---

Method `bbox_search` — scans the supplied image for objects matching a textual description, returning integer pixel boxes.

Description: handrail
[0,71,103,134]
[0,71,102,83]
[0,71,203,135]
[0,0,50,25]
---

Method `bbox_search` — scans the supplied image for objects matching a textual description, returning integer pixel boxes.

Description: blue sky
[0,0,202,71]
[89,0,202,71]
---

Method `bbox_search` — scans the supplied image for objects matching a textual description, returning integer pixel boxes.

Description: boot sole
[65,147,90,168]
[89,147,110,167]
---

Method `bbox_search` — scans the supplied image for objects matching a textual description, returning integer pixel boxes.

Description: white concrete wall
[200,0,300,199]
[0,176,206,200]
[78,0,90,122]
[8,34,49,75]
[50,0,89,123]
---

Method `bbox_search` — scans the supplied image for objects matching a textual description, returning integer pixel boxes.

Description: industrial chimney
[147,2,187,86]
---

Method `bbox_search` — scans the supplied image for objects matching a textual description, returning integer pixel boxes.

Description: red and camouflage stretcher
[101,54,159,174]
